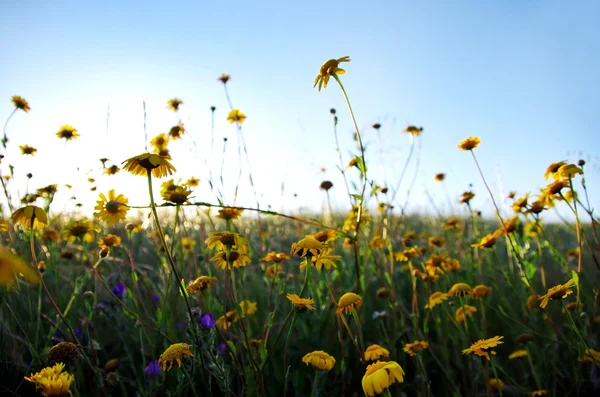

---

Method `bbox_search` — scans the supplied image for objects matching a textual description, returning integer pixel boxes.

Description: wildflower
[20,145,37,156]
[261,251,291,263]
[362,361,405,397]
[556,164,583,180]
[24,362,74,397]
[218,73,231,84]
[187,276,218,293]
[320,180,333,191]
[376,287,391,300]
[372,123,381,129]
[11,205,48,230]
[524,221,543,237]
[287,293,315,312]
[186,176,200,187]
[104,359,120,372]
[112,282,126,298]
[179,237,196,254]
[150,133,169,151]
[425,292,448,309]
[364,344,390,361]
[264,263,282,278]
[12,95,31,112]
[460,191,475,204]
[445,217,461,230]
[216,311,238,329]
[144,360,161,376]
[489,378,504,390]
[167,98,183,112]
[566,247,579,258]
[313,56,350,91]
[240,300,257,316]
[216,207,244,221]
[513,195,530,213]
[199,313,216,329]
[370,236,385,249]
[562,302,582,314]
[428,236,445,248]
[529,391,549,397]
[122,153,176,179]
[441,257,461,273]
[500,218,519,234]
[528,200,546,214]
[104,165,120,175]
[538,279,574,309]
[99,234,121,249]
[210,250,251,270]
[158,343,194,370]
[544,161,567,180]
[291,236,323,257]
[309,230,338,244]
[168,122,185,139]
[337,292,362,315]
[508,350,528,359]
[372,311,387,320]
[47,342,80,364]
[434,173,445,182]
[301,251,341,271]
[404,341,429,357]
[462,336,504,360]
[61,219,99,242]
[161,183,192,205]
[458,136,481,151]
[471,285,492,299]
[448,283,472,297]
[302,350,336,370]
[56,125,79,141]
[206,231,249,253]
[580,349,600,365]
[404,125,423,136]
[455,305,478,323]
[472,230,502,248]
[227,109,246,124]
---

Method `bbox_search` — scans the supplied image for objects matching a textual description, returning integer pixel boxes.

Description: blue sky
[1,0,598,222]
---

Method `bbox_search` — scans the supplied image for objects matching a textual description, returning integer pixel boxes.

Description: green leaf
[571,270,579,287]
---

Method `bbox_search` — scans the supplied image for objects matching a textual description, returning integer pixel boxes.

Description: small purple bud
[112,282,126,299]
[144,360,161,376]
[199,313,216,329]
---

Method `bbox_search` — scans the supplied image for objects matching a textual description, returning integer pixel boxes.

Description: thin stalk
[489,356,504,397]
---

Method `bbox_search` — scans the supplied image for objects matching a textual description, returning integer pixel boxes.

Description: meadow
[0,56,599,397]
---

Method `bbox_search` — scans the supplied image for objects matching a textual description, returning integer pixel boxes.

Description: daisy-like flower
[158,343,193,371]
[180,237,196,254]
[364,344,390,361]
[94,189,129,225]
[216,310,238,330]
[104,165,120,175]
[448,283,472,297]
[187,276,218,293]
[287,293,315,312]
[309,229,338,244]
[0,247,39,287]
[227,109,246,124]
[263,263,282,278]
[186,176,200,187]
[471,285,493,299]
[458,136,481,151]
[161,183,192,205]
[538,279,574,309]
[300,251,341,271]
[434,173,445,182]
[461,336,504,360]
[526,294,541,311]
[403,341,429,357]
[428,236,445,248]
[99,234,121,249]
[313,56,351,91]
[56,125,79,141]
[302,350,336,371]
[425,292,448,309]
[455,305,478,323]
[512,194,530,213]
[209,250,251,270]
[24,362,74,397]
[216,207,244,221]
[376,287,391,299]
[508,349,528,359]
[47,342,81,364]
[167,98,183,112]
[529,390,549,397]
[580,348,600,365]
[500,217,519,234]
[370,236,386,249]
[205,231,249,254]
[261,251,291,263]
[544,161,566,180]
[472,230,502,248]
[240,300,257,316]
[169,122,185,140]
[337,292,362,315]
[150,133,169,152]
[20,145,37,156]
[12,95,31,112]
[61,219,99,243]
[291,236,323,257]
[218,73,231,84]
[489,378,504,390]
[122,153,176,178]
[404,125,423,136]
[362,361,405,397]
[556,164,583,180]
[11,205,48,230]
[460,191,475,204]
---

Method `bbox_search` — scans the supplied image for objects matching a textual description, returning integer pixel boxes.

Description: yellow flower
[556,164,583,180]
[61,219,99,242]
[56,125,79,141]
[458,136,480,151]
[216,311,238,329]
[216,207,244,221]
[180,237,196,254]
[445,217,461,230]
[403,341,429,357]
[99,234,121,248]
[291,236,323,257]
[20,145,37,156]
[161,182,192,205]
[580,349,600,365]
[376,287,391,300]
[434,173,445,182]
[460,191,475,204]
[261,251,291,263]
[529,390,549,397]
[0,247,40,287]
[227,109,247,124]
[169,122,185,140]
[187,276,218,293]
[471,230,502,248]
[263,263,281,278]
[240,300,257,316]
[337,292,362,315]
[94,189,129,225]
[364,344,390,361]
[526,295,541,311]
[508,349,528,359]
[500,218,519,235]
[455,305,478,323]
[47,342,81,364]
[104,165,120,175]
[150,133,169,151]
[462,336,504,360]
[489,378,504,390]
[471,285,493,299]
[544,161,566,180]
[24,362,74,397]
[167,98,183,112]
[313,56,351,91]
[218,73,231,84]
[448,283,472,297]
[12,95,31,112]
[205,231,249,254]
[302,350,336,371]
[538,279,574,309]
[158,343,193,371]
[428,236,445,248]
[404,125,423,136]
[370,236,386,249]
[209,250,251,270]
[287,293,315,312]
[361,361,405,397]
[425,292,448,309]
[11,205,48,230]
[186,176,200,187]
[122,153,176,179]
[300,251,340,271]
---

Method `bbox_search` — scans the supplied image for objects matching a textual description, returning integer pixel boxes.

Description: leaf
[571,270,579,287]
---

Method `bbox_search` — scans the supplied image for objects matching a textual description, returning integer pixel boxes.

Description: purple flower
[151,292,160,304]
[112,282,126,299]
[199,313,216,329]
[218,342,227,354]
[74,328,83,338]
[144,360,161,376]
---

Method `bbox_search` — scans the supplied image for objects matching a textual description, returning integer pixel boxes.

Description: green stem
[181,365,199,397]
[489,356,503,397]
[561,300,600,367]
[311,369,320,397]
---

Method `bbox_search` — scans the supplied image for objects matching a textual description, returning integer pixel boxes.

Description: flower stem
[311,369,320,397]
[561,300,600,367]
[489,356,503,397]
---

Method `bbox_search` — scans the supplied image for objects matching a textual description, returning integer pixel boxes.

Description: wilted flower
[158,343,193,370]
[337,292,362,315]
[11,205,48,230]
[364,344,390,361]
[362,361,405,397]
[122,153,176,179]
[302,350,336,370]
[403,341,429,357]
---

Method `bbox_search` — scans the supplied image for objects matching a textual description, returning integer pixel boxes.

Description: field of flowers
[1,57,599,397]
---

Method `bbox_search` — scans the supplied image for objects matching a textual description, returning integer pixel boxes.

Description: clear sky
[1,0,598,222]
